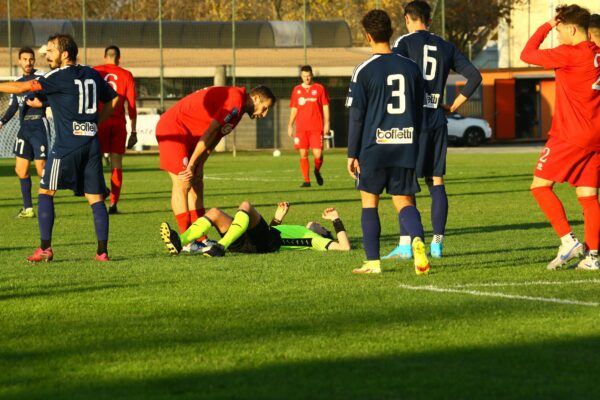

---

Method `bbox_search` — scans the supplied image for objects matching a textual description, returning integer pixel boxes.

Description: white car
[446,112,492,146]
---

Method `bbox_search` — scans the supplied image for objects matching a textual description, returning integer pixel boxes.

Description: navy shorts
[40,139,108,197]
[417,124,447,178]
[357,167,421,196]
[13,119,50,161]
[225,217,282,254]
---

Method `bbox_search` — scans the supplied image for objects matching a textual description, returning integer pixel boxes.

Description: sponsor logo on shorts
[375,127,413,144]
[72,121,97,136]
[294,137,300,145]
[221,123,233,134]
[424,93,440,108]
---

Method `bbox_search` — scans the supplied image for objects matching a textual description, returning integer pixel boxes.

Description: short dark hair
[250,85,277,104]
[18,47,35,58]
[404,1,431,24]
[590,14,600,30]
[48,33,78,62]
[555,4,590,31]
[361,9,393,43]
[300,65,313,74]
[104,45,121,59]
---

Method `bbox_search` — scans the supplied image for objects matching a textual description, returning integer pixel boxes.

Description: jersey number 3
[74,79,97,114]
[387,74,406,114]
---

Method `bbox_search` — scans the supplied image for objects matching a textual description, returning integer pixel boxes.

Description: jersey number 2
[387,74,406,114]
[74,79,97,114]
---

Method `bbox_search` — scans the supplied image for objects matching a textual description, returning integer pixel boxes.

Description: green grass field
[1,150,598,399]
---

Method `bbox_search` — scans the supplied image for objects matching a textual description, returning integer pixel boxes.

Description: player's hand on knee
[177,167,193,182]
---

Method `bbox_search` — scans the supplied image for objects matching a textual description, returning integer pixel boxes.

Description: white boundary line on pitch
[451,279,600,288]
[398,284,599,307]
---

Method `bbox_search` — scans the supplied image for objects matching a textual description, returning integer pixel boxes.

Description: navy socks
[429,185,448,235]
[361,207,381,261]
[20,177,33,209]
[91,201,109,255]
[38,194,54,249]
[399,205,424,241]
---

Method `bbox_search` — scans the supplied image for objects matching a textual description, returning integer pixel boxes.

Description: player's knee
[238,201,252,212]
[14,166,28,179]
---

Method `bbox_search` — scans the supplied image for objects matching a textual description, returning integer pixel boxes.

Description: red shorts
[156,119,197,174]
[98,119,127,154]
[534,136,600,187]
[294,130,323,150]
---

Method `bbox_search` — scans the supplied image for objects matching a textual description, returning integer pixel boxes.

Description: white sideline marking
[398,284,599,307]
[452,279,600,288]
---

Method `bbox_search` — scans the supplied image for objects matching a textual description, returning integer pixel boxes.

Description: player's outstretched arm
[0,80,38,95]
[322,208,351,251]
[270,202,290,226]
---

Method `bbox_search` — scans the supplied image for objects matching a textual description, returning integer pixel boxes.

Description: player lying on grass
[160,201,351,256]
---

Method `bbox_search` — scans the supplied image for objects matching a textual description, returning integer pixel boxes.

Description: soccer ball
[272,149,281,157]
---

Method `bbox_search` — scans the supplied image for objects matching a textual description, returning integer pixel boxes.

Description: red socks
[578,196,600,251]
[314,157,323,172]
[110,168,123,205]
[189,208,205,223]
[175,212,191,233]
[300,158,310,182]
[531,187,571,237]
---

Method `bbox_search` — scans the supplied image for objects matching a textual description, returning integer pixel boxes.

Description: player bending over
[521,4,600,270]
[159,202,351,256]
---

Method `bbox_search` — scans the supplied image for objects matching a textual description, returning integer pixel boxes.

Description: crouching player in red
[156,85,276,251]
[520,4,600,270]
[94,45,138,214]
[159,201,350,256]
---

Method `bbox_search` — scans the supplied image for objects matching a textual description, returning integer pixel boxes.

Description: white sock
[560,232,577,247]
[399,235,411,246]
[432,234,444,244]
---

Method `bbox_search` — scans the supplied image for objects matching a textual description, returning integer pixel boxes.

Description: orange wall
[480,68,555,141]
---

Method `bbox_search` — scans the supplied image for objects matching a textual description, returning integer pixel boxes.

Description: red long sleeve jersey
[94,64,137,123]
[521,23,600,151]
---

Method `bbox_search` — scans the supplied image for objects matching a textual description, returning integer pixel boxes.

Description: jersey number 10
[74,79,97,114]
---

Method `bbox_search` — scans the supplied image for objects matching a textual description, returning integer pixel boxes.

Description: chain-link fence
[0,0,482,156]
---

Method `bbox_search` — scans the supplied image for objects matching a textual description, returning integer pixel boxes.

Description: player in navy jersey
[385,0,482,260]
[346,9,430,275]
[0,34,119,262]
[0,47,50,219]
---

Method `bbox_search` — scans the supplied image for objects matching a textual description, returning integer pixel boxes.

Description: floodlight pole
[82,0,87,65]
[158,0,164,111]
[303,0,307,65]
[441,0,445,39]
[7,0,11,76]
[232,0,237,157]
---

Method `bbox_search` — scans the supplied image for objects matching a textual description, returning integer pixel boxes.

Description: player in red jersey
[156,85,276,243]
[520,4,600,271]
[94,45,137,214]
[287,65,330,187]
